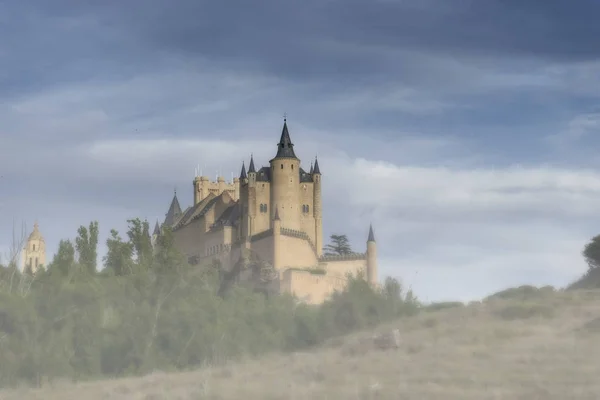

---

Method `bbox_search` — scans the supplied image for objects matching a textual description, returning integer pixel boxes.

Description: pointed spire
[367,224,375,242]
[309,161,314,174]
[274,118,298,159]
[313,156,321,174]
[153,220,161,236]
[164,191,182,226]
[239,161,247,179]
[248,154,256,173]
[274,206,280,221]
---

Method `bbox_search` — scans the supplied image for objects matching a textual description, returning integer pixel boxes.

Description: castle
[21,222,46,274]
[157,119,378,304]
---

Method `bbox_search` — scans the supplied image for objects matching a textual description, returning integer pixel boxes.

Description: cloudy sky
[2,0,600,302]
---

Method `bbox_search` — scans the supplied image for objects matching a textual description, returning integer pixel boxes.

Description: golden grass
[3,289,600,399]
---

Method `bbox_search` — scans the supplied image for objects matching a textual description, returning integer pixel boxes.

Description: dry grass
[3,289,600,399]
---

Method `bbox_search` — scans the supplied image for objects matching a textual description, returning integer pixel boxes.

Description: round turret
[269,119,301,230]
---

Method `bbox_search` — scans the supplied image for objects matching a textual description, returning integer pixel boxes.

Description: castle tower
[366,224,378,286]
[272,206,281,269]
[239,162,251,238]
[193,176,210,205]
[312,156,323,257]
[22,222,46,274]
[246,154,258,236]
[269,119,301,230]
[233,177,240,200]
[248,154,257,181]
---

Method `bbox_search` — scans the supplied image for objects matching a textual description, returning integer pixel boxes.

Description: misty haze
[2,0,600,399]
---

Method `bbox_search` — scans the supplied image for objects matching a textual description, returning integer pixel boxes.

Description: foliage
[424,301,465,312]
[583,234,600,270]
[75,221,99,274]
[323,234,352,256]
[568,234,600,289]
[567,267,600,290]
[484,285,556,302]
[46,239,76,278]
[0,219,420,389]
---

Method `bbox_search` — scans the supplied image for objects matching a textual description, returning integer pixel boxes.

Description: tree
[153,226,185,276]
[126,218,153,270]
[323,234,352,256]
[47,239,76,277]
[75,221,99,274]
[583,235,600,270]
[104,229,134,276]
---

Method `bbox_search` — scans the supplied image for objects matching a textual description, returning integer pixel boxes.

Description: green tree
[153,226,185,276]
[323,234,352,256]
[75,221,99,274]
[126,218,153,270]
[46,239,76,277]
[583,235,600,270]
[104,230,134,276]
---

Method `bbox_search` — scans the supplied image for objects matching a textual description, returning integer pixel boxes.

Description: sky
[1,0,600,302]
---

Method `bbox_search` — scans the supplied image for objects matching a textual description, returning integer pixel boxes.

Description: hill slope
[2,289,600,400]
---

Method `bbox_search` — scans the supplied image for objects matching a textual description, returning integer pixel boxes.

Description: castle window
[33,244,35,251]
[291,165,294,170]
[281,164,283,169]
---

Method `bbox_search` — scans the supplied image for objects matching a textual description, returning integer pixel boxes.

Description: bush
[484,285,556,302]
[0,265,419,388]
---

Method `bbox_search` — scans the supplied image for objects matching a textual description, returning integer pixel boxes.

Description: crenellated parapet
[251,229,274,242]
[280,227,310,240]
[319,252,367,262]
[280,227,318,256]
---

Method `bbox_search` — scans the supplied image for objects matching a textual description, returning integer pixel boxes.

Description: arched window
[281,164,283,169]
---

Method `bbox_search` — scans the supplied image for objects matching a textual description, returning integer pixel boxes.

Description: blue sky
[1,0,600,302]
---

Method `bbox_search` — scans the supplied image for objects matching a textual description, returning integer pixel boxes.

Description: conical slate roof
[274,119,298,159]
[164,191,182,226]
[367,224,375,242]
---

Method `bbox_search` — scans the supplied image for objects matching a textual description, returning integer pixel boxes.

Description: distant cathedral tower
[22,222,46,274]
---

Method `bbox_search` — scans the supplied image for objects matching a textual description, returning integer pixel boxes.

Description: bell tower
[22,222,46,274]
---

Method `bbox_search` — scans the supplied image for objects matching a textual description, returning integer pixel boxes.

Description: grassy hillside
[3,288,600,400]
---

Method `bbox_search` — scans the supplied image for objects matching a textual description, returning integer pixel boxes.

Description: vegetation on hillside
[567,234,600,290]
[0,219,418,389]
